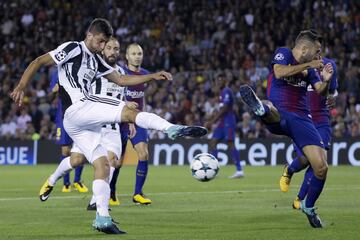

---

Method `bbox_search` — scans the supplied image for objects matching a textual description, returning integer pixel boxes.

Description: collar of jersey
[80,41,94,56]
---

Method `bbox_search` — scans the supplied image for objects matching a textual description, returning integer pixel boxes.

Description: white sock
[93,179,110,217]
[48,156,73,186]
[109,166,115,183]
[135,112,174,131]
[90,194,96,205]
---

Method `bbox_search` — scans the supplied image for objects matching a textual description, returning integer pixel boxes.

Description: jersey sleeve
[329,61,338,94]
[117,65,126,75]
[308,68,321,87]
[95,54,115,78]
[271,48,292,66]
[222,90,232,106]
[48,42,80,65]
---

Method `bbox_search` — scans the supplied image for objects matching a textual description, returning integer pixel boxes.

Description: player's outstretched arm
[273,59,323,79]
[314,63,333,96]
[10,53,55,106]
[105,70,172,86]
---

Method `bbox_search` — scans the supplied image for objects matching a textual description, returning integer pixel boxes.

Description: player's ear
[301,45,308,56]
[86,32,92,40]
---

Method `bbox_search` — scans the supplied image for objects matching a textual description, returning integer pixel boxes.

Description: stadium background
[1,0,359,143]
[0,1,360,240]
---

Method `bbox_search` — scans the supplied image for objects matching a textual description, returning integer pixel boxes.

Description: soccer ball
[190,153,219,182]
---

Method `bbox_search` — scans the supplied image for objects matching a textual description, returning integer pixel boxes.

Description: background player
[49,71,88,193]
[239,30,333,228]
[206,73,244,178]
[110,43,153,205]
[11,18,207,234]
[279,55,338,209]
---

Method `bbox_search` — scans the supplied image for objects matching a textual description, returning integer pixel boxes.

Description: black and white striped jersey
[91,65,126,131]
[49,41,114,111]
[92,65,126,101]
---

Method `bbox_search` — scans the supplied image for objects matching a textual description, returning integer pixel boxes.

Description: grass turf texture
[0,165,359,240]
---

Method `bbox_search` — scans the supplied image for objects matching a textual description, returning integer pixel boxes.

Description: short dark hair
[295,29,323,45]
[87,18,113,38]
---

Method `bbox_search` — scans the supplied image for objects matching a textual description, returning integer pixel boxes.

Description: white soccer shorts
[63,96,125,164]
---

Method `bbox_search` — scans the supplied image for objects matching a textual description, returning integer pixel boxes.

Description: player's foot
[87,202,97,211]
[165,125,208,140]
[280,165,292,193]
[293,196,301,210]
[239,85,266,116]
[92,213,126,234]
[62,184,71,193]
[39,179,54,202]
[73,182,89,193]
[109,192,120,206]
[228,171,244,179]
[133,193,152,205]
[301,200,323,228]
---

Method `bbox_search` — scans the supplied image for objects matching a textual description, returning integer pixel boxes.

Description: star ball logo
[274,53,284,61]
[55,50,67,61]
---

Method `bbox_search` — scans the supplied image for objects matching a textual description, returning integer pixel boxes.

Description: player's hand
[204,121,213,130]
[129,123,137,138]
[10,86,25,107]
[308,59,324,69]
[125,101,139,110]
[151,71,173,81]
[321,63,333,82]
[326,94,336,109]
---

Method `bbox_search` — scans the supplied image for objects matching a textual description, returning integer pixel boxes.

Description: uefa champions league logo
[55,50,67,61]
[274,53,284,61]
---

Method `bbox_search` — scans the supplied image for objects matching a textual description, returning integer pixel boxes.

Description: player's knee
[313,162,328,179]
[61,146,71,156]
[108,155,118,167]
[122,106,140,123]
[70,153,86,167]
[137,149,148,160]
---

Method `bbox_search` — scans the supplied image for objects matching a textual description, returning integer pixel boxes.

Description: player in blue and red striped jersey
[49,71,88,193]
[239,30,334,228]
[280,56,338,209]
[109,43,152,205]
[206,74,244,178]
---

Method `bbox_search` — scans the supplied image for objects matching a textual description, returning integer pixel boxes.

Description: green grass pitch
[0,165,359,240]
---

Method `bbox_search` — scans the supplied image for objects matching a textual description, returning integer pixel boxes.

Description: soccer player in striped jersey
[49,71,88,193]
[110,43,153,205]
[239,30,333,228]
[279,56,338,209]
[11,18,207,234]
[85,36,127,209]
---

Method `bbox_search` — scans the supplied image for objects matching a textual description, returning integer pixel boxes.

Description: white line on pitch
[0,186,359,202]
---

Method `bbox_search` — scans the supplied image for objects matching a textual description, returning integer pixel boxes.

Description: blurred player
[239,30,333,228]
[110,43,153,205]
[279,56,338,209]
[10,18,207,234]
[206,74,244,178]
[49,71,88,193]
